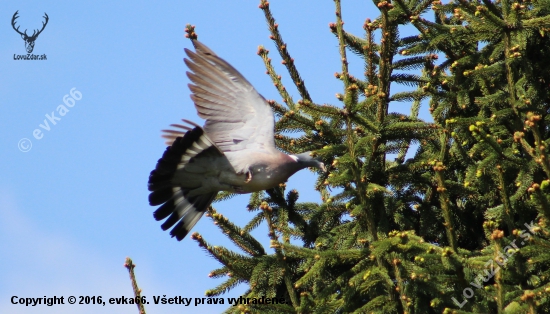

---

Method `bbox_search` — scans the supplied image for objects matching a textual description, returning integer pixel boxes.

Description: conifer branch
[528,114,550,178]
[496,165,515,234]
[184,24,198,40]
[433,160,458,251]
[529,182,550,222]
[191,232,252,286]
[396,90,422,164]
[329,23,368,57]
[243,211,266,233]
[333,2,374,242]
[375,4,394,123]
[391,256,409,312]
[124,258,146,314]
[261,203,299,308]
[297,100,340,118]
[363,19,377,86]
[214,191,237,203]
[490,231,505,313]
[258,47,294,107]
[207,277,246,297]
[208,209,266,257]
[259,0,312,102]
[333,0,350,90]
[523,15,550,29]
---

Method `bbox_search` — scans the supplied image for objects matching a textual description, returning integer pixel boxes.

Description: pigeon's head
[290,152,326,172]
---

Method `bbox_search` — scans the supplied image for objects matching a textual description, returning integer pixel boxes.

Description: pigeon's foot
[245,171,252,183]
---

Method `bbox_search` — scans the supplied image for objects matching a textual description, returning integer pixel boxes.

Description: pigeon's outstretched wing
[183,41,278,173]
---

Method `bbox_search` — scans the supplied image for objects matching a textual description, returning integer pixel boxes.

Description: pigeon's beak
[318,162,326,173]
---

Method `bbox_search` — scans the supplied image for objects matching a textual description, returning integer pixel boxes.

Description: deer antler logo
[11,11,49,54]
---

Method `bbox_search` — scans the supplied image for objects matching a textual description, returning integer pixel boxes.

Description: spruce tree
[184,0,550,312]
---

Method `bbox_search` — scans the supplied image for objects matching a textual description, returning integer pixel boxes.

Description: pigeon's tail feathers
[154,188,216,241]
[148,126,221,240]
[148,126,218,200]
[160,119,200,146]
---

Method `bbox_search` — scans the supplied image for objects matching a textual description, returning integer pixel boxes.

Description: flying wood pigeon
[148,40,325,241]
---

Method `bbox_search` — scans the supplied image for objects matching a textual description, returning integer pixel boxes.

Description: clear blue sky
[1,1,426,313]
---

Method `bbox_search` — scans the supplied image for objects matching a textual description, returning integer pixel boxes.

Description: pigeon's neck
[284,153,310,174]
[287,153,318,171]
